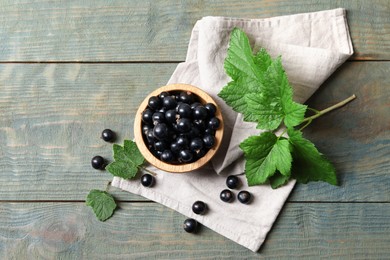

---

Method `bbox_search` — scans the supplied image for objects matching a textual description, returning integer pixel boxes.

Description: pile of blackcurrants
[141,90,220,164]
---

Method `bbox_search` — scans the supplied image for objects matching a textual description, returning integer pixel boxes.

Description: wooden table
[1,1,389,259]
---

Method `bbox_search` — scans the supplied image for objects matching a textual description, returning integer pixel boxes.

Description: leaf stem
[301,94,356,123]
[105,181,112,192]
[138,166,157,176]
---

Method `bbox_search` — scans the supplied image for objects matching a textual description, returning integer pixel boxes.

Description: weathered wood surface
[0,62,388,201]
[0,0,388,61]
[0,202,389,259]
[0,0,389,258]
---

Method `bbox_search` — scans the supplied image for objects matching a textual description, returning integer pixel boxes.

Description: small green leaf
[106,140,144,179]
[269,171,291,189]
[86,189,117,221]
[240,132,292,186]
[288,129,338,185]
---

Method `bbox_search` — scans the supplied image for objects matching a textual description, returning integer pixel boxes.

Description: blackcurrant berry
[176,118,192,133]
[204,128,215,135]
[153,123,169,140]
[177,103,192,118]
[142,109,154,124]
[91,156,105,170]
[170,142,180,154]
[141,174,154,187]
[193,106,208,120]
[237,191,252,204]
[208,117,220,130]
[176,135,189,149]
[203,134,215,148]
[101,129,115,142]
[190,137,203,151]
[165,109,177,124]
[204,103,217,117]
[179,91,195,104]
[190,102,201,110]
[179,149,193,162]
[192,201,207,215]
[152,112,165,124]
[145,129,156,144]
[162,96,177,109]
[160,150,174,162]
[158,91,170,100]
[183,218,198,233]
[148,96,161,110]
[220,189,234,202]
[154,140,167,152]
[142,124,153,135]
[226,175,240,189]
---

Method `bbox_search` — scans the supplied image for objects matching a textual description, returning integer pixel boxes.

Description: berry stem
[138,166,157,176]
[301,94,356,124]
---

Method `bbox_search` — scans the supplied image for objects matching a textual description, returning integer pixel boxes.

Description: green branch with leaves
[218,28,356,188]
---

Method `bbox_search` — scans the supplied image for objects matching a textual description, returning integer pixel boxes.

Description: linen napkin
[112,8,353,252]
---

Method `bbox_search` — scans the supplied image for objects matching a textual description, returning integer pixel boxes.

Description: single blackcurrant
[141,174,154,187]
[208,117,220,130]
[176,118,192,133]
[192,201,207,215]
[179,149,193,162]
[193,106,208,120]
[237,191,252,204]
[203,134,215,148]
[162,96,177,109]
[220,189,234,202]
[148,96,161,110]
[160,150,174,162]
[183,218,198,233]
[177,103,192,118]
[91,155,105,170]
[179,91,195,104]
[101,129,115,142]
[190,137,203,151]
[204,103,217,117]
[153,123,169,140]
[152,112,165,124]
[142,109,154,124]
[165,109,177,124]
[226,175,240,189]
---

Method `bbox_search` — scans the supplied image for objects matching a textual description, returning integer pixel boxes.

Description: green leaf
[269,171,291,189]
[239,132,292,186]
[288,129,338,185]
[245,57,307,130]
[218,28,265,118]
[219,28,306,131]
[86,189,117,221]
[106,140,144,179]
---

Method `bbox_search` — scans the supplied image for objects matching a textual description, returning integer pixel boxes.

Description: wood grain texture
[0,202,389,259]
[0,62,388,201]
[0,0,388,61]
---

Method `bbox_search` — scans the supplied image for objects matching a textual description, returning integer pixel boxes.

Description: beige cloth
[112,8,353,252]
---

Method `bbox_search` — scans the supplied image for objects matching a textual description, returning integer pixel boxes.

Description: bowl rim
[134,83,224,173]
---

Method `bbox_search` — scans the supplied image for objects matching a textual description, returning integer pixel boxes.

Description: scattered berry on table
[192,201,207,215]
[91,155,105,170]
[183,218,198,233]
[101,129,116,142]
[141,174,154,187]
[237,191,252,204]
[220,189,234,203]
[226,175,240,189]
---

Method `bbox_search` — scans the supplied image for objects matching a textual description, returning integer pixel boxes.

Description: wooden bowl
[134,83,224,173]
